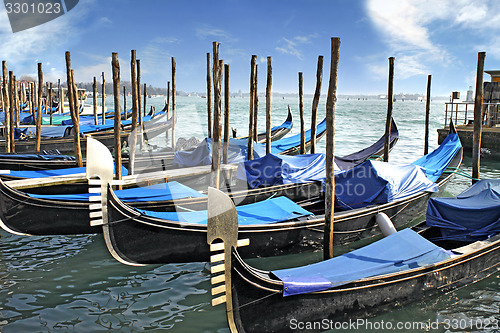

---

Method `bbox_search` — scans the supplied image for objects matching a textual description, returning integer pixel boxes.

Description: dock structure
[438,71,500,155]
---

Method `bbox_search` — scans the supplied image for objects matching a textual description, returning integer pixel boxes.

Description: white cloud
[195,25,236,43]
[365,0,500,80]
[0,0,95,79]
[275,34,318,60]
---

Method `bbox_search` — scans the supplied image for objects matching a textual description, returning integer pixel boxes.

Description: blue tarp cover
[426,179,500,241]
[412,132,461,182]
[174,118,327,167]
[237,153,328,188]
[8,165,128,179]
[334,160,438,209]
[237,131,461,208]
[272,228,451,296]
[27,181,201,202]
[14,126,71,139]
[136,196,313,225]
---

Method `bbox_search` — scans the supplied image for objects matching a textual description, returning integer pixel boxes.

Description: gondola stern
[207,187,249,333]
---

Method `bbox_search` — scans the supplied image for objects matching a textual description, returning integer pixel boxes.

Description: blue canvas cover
[426,179,500,241]
[136,196,313,225]
[27,181,202,202]
[272,228,451,296]
[412,132,461,182]
[174,118,326,167]
[174,138,267,167]
[237,131,460,208]
[14,126,71,139]
[237,153,328,188]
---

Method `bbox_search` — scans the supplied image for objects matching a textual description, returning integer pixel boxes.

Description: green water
[0,96,499,332]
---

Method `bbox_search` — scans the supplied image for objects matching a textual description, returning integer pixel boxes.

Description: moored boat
[207,179,500,333]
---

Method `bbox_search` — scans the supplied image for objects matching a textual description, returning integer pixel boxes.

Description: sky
[0,0,499,96]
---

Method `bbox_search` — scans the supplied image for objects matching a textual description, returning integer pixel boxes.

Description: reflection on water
[0,97,498,332]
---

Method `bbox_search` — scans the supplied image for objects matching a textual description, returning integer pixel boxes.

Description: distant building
[466,86,474,102]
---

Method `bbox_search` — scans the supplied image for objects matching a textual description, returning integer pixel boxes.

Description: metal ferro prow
[207,187,249,333]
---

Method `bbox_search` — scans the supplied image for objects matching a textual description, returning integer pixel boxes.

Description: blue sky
[0,0,498,96]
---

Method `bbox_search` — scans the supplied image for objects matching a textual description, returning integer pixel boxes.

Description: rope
[443,167,480,181]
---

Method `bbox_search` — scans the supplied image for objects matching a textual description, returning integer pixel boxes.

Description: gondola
[207,179,500,333]
[0,109,291,171]
[0,111,175,154]
[0,118,396,237]
[100,127,460,265]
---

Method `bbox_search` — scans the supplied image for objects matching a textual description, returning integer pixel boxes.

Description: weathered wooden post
[253,64,259,142]
[311,56,323,154]
[137,59,142,128]
[143,83,147,117]
[472,52,486,184]
[384,57,395,162]
[207,52,213,138]
[65,52,83,167]
[223,64,230,164]
[30,82,35,120]
[211,41,222,189]
[58,79,63,114]
[424,74,432,155]
[299,72,305,154]
[324,37,340,260]
[265,56,272,155]
[171,57,176,149]
[11,76,17,151]
[49,82,53,125]
[2,61,10,152]
[248,55,257,160]
[36,63,43,152]
[166,81,170,143]
[93,76,97,125]
[128,50,139,175]
[123,86,127,119]
[7,71,14,152]
[101,72,105,124]
[112,52,122,186]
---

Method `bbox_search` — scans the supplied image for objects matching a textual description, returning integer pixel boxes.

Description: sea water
[0,96,499,332]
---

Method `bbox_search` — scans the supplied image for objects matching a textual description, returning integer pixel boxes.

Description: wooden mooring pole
[299,72,305,154]
[11,76,16,151]
[472,52,486,184]
[207,52,212,139]
[223,64,230,164]
[143,83,147,117]
[311,56,323,154]
[137,59,142,127]
[65,52,83,167]
[248,55,257,160]
[166,81,170,143]
[36,63,43,152]
[8,71,14,152]
[266,56,272,155]
[424,74,432,155]
[324,37,340,260]
[2,61,10,152]
[123,86,127,120]
[384,57,395,162]
[211,41,222,188]
[128,50,139,175]
[58,79,63,114]
[93,77,98,125]
[49,82,53,125]
[112,52,122,186]
[101,72,105,124]
[171,57,176,149]
[253,64,259,143]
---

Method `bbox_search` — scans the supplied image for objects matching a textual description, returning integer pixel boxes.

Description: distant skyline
[0,0,498,97]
